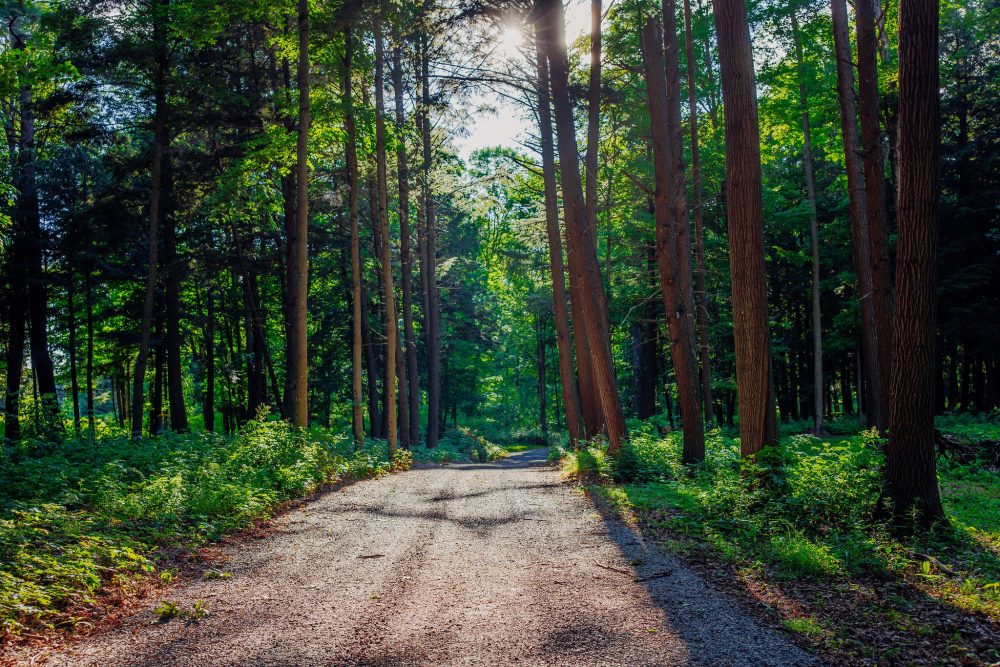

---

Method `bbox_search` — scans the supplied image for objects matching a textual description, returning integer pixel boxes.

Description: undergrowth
[0,418,392,640]
[555,415,1000,664]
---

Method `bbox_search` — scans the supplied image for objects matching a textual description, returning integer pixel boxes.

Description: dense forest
[2,0,999,662]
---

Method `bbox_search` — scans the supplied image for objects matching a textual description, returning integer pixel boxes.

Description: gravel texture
[34,448,821,666]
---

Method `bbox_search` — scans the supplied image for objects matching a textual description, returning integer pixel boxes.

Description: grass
[560,414,1000,665]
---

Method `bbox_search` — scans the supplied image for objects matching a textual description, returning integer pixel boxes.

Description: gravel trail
[35,448,819,666]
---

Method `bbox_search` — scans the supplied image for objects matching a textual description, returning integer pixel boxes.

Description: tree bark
[343,27,365,448]
[67,272,81,435]
[641,14,705,463]
[85,271,96,436]
[883,0,945,529]
[534,32,585,447]
[538,0,626,454]
[203,286,215,432]
[856,0,893,408]
[284,0,310,426]
[418,26,442,448]
[831,0,887,432]
[374,15,399,456]
[162,140,187,432]
[682,0,715,425]
[711,0,779,457]
[132,0,169,438]
[392,35,422,446]
[791,8,826,435]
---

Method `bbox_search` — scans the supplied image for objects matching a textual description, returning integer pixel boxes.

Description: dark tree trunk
[711,0,779,456]
[857,0,894,408]
[418,29,442,448]
[883,0,945,529]
[683,0,715,424]
[67,273,81,435]
[534,32,585,446]
[392,35,421,446]
[85,272,95,435]
[361,281,382,438]
[344,27,365,447]
[284,0,310,426]
[162,144,187,432]
[132,0,169,438]
[374,16,399,456]
[831,0,888,432]
[203,287,215,432]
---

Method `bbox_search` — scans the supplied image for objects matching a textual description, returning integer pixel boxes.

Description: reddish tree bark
[538,0,626,453]
[534,30,585,447]
[682,0,715,424]
[711,0,779,457]
[641,14,705,464]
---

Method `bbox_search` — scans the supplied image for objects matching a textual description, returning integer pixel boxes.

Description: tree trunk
[67,272,82,435]
[831,0,888,432]
[374,16,399,456]
[361,280,382,437]
[791,8,826,435]
[342,27,365,447]
[392,36,422,446]
[132,1,168,438]
[284,0,310,426]
[162,141,187,432]
[584,0,601,236]
[534,32,585,446]
[641,13,705,463]
[683,0,715,425]
[204,287,215,432]
[418,29,442,448]
[711,0,779,457]
[856,0,894,408]
[85,272,95,435]
[538,0,626,454]
[883,0,945,529]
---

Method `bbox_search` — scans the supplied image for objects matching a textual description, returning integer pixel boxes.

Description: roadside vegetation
[0,418,503,642]
[554,414,1000,666]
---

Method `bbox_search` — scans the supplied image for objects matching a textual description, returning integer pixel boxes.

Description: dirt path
[33,449,819,666]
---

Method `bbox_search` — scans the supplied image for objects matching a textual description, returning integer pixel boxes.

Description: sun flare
[497,24,524,60]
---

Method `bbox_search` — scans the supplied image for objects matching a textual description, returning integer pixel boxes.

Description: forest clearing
[1,0,998,664]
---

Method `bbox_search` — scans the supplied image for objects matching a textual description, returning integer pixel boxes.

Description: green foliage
[579,420,1000,622]
[0,419,392,637]
[412,428,505,464]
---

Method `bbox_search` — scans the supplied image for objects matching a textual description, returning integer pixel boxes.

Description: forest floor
[10,448,818,667]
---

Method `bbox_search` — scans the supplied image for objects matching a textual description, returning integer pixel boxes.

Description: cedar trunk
[682,0,715,424]
[534,32,585,446]
[641,14,705,464]
[538,0,626,454]
[711,0,779,456]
